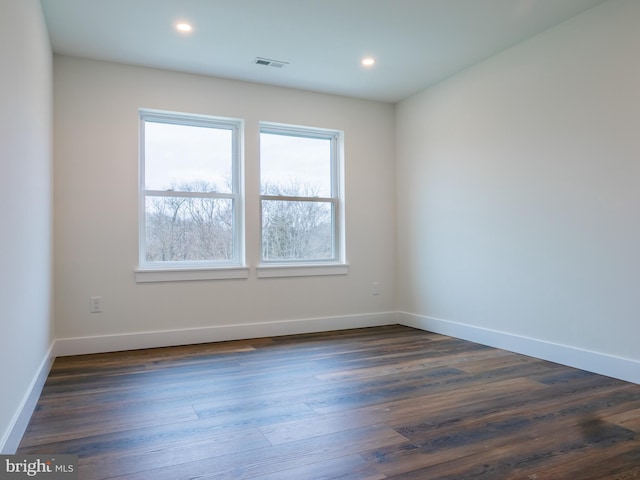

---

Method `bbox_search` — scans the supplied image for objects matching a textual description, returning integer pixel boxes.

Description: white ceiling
[40,0,606,103]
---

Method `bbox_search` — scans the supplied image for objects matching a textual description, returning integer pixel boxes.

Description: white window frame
[135,109,247,283]
[257,122,347,278]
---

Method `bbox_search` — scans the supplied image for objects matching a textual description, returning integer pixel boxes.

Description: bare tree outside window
[261,181,333,260]
[145,181,234,262]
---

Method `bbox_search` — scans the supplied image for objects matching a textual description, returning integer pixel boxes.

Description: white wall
[396,0,640,381]
[0,0,54,452]
[53,57,396,353]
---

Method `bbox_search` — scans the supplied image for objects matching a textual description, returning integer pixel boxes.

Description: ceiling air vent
[253,57,289,69]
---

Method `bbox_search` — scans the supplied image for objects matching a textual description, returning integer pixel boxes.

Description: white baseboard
[54,312,398,357]
[398,311,640,385]
[0,343,55,454]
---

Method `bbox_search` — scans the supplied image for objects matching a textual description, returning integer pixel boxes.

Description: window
[259,123,345,273]
[137,109,246,281]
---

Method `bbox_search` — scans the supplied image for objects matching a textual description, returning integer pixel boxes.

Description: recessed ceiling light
[361,57,376,67]
[175,22,193,33]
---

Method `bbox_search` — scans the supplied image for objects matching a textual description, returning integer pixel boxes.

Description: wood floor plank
[307,375,548,415]
[76,429,271,480]
[247,454,387,480]
[314,346,514,382]
[260,375,548,446]
[365,411,638,478]
[17,325,640,479]
[363,381,640,477]
[606,407,640,432]
[501,438,640,480]
[19,403,199,447]
[89,425,407,480]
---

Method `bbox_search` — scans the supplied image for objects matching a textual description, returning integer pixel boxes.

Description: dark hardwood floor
[18,325,640,479]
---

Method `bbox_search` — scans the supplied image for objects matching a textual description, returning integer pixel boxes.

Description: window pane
[260,133,331,197]
[145,121,233,193]
[262,200,333,260]
[145,196,233,261]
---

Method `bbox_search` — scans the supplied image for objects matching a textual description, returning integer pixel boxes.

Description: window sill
[256,263,349,278]
[135,266,250,283]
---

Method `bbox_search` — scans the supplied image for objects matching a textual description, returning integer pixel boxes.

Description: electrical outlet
[372,282,380,296]
[90,296,102,313]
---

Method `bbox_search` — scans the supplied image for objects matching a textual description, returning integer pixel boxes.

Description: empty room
[2,0,640,478]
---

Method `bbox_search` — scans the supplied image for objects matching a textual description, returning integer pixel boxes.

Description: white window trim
[258,122,346,271]
[256,263,348,278]
[135,266,250,283]
[137,109,245,279]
